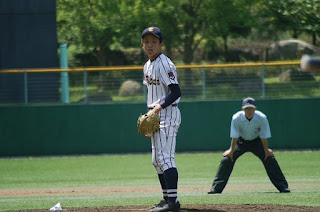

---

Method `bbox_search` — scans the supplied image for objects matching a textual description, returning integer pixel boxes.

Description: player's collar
[150,53,162,62]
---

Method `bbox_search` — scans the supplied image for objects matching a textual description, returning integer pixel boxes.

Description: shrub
[119,80,142,96]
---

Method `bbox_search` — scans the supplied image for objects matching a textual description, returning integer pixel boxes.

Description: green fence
[0,98,319,157]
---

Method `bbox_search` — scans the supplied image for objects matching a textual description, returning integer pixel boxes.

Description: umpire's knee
[264,156,282,171]
[221,156,233,165]
[265,156,276,164]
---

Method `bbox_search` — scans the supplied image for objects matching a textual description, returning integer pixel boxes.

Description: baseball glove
[137,110,160,136]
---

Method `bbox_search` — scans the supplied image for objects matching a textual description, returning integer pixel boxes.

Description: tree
[204,0,256,62]
[301,0,320,45]
[57,0,258,65]
[260,0,320,45]
[156,0,209,63]
[116,0,209,64]
[57,0,121,66]
[57,0,124,92]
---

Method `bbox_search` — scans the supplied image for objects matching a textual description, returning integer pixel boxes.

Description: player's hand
[264,148,274,160]
[223,149,234,162]
[144,132,153,139]
[153,105,162,114]
[145,105,162,139]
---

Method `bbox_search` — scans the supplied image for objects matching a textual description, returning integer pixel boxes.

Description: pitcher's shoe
[148,199,167,210]
[148,201,180,212]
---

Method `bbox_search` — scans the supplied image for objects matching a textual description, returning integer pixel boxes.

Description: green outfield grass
[0,151,319,211]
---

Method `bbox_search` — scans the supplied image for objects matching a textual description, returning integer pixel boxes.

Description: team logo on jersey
[146,75,160,85]
[255,127,260,134]
[168,72,175,80]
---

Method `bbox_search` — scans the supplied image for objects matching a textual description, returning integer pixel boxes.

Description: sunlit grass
[0,151,319,211]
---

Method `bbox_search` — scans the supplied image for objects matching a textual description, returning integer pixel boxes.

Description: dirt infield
[2,188,320,212]
[6,204,320,212]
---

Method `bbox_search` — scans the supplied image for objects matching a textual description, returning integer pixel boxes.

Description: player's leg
[208,142,246,194]
[150,125,180,211]
[148,173,168,210]
[148,171,168,210]
[264,157,290,192]
[159,126,179,202]
[250,140,290,193]
[164,167,178,204]
[151,136,168,205]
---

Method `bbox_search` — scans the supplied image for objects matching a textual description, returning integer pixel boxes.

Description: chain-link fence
[0,61,319,104]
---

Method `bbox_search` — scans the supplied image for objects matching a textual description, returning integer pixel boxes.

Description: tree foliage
[260,0,320,44]
[57,0,320,66]
[57,0,121,66]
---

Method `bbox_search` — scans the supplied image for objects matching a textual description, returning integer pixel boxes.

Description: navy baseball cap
[141,27,162,42]
[242,97,256,109]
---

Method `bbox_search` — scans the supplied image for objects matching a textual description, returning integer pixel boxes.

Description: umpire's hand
[223,149,234,162]
[264,148,274,160]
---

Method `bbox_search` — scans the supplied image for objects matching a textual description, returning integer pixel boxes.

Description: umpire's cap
[141,27,163,42]
[242,97,256,109]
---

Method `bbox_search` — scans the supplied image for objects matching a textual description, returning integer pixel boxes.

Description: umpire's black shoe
[280,188,290,193]
[207,188,221,194]
[148,201,180,212]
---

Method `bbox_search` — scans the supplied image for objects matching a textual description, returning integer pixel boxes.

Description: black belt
[148,104,177,110]
[238,137,260,144]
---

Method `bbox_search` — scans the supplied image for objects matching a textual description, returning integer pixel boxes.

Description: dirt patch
[0,187,206,197]
[2,187,320,212]
[5,204,320,212]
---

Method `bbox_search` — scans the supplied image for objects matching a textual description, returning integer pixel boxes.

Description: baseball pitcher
[140,26,181,212]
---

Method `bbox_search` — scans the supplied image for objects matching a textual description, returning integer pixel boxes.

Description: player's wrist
[154,104,162,113]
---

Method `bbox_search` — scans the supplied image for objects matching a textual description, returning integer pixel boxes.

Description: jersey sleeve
[259,116,271,139]
[230,117,240,138]
[159,57,179,86]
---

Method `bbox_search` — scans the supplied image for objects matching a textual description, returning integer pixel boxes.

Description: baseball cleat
[148,201,180,212]
[148,199,167,210]
[207,188,221,194]
[280,188,290,193]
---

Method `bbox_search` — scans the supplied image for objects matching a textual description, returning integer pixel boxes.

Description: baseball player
[141,26,181,212]
[208,97,290,194]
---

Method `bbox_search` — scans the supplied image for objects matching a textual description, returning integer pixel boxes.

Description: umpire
[208,97,290,194]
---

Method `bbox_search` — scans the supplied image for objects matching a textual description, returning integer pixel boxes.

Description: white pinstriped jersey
[143,53,181,173]
[143,53,180,108]
[230,110,271,140]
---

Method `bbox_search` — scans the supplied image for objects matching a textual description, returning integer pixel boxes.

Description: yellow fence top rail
[0,61,300,74]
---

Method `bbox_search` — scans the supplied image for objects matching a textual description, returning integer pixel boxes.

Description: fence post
[202,66,206,100]
[60,44,70,103]
[83,68,88,103]
[24,69,28,104]
[261,63,265,98]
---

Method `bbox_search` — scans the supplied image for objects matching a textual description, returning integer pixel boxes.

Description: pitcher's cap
[242,97,256,109]
[141,27,162,42]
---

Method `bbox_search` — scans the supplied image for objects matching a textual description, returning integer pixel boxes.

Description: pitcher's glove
[137,110,160,137]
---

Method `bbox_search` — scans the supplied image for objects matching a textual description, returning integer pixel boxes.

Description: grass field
[0,151,319,211]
